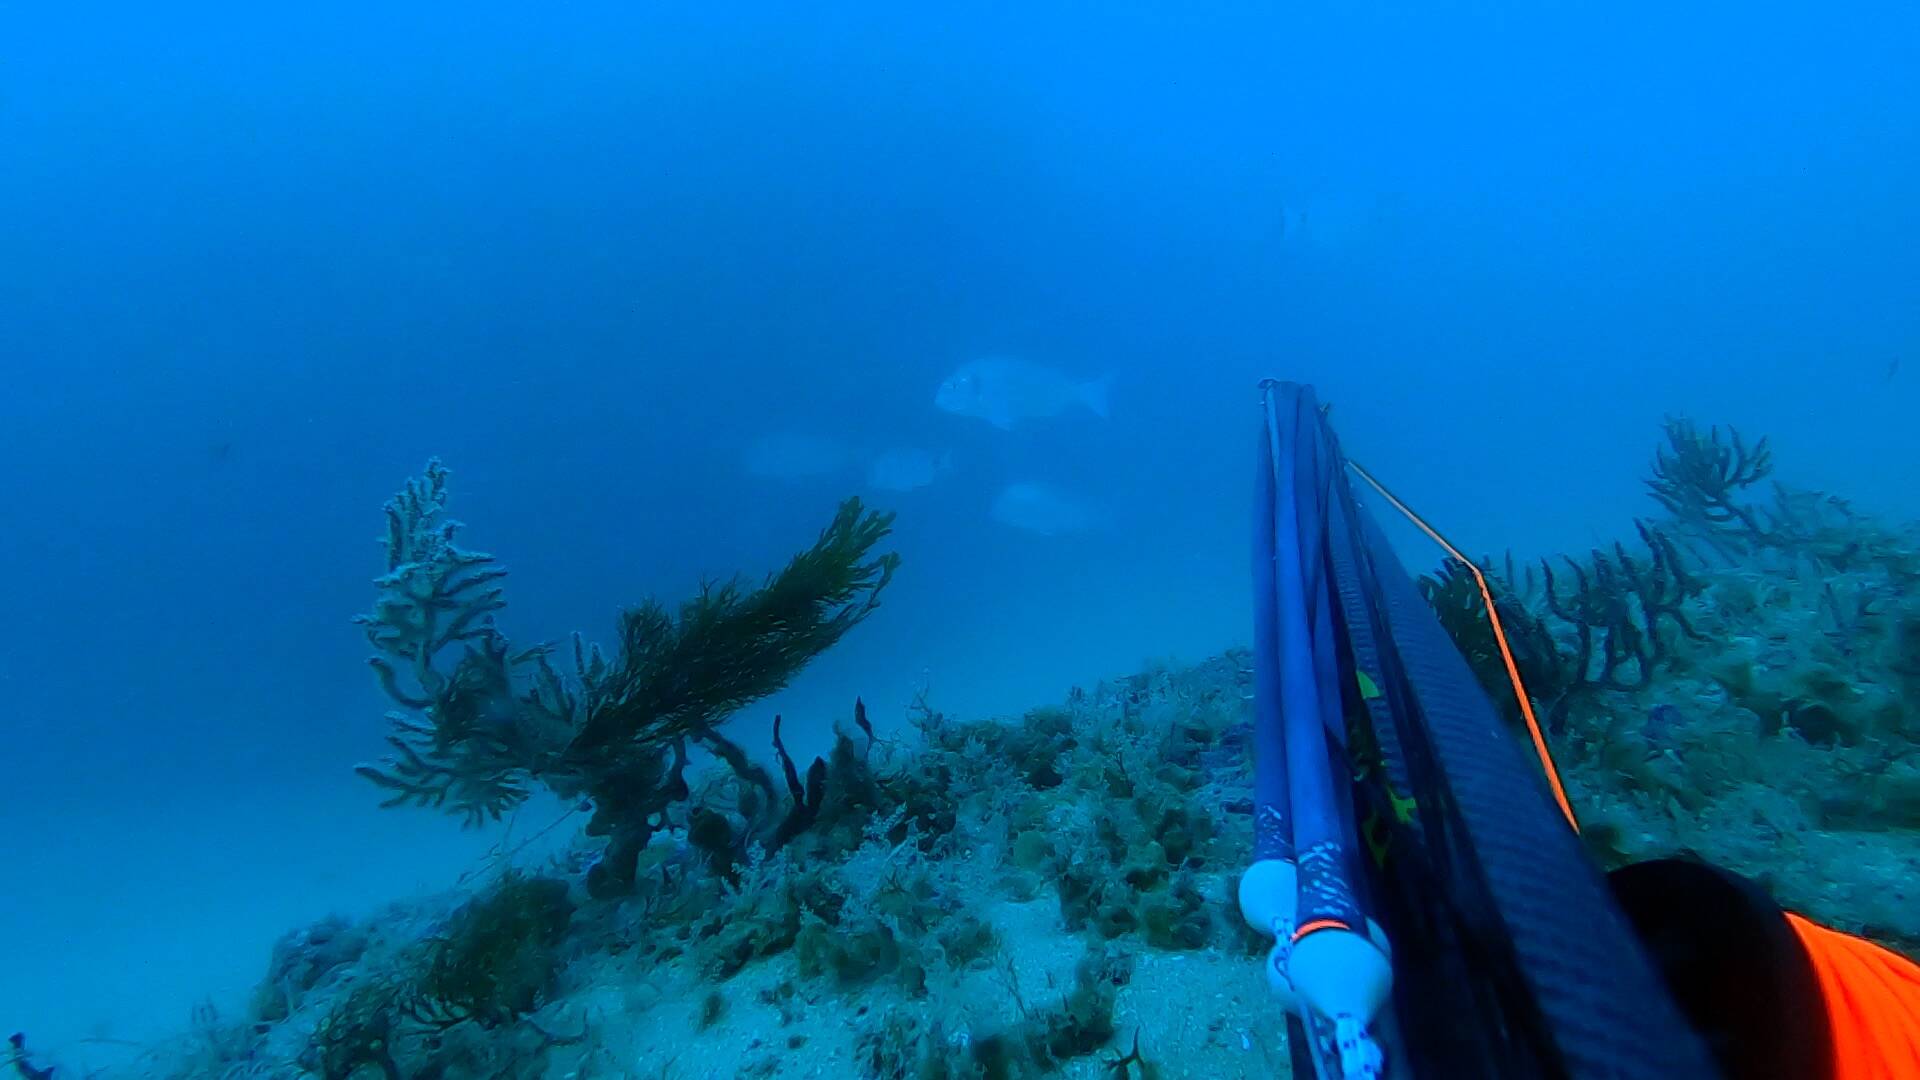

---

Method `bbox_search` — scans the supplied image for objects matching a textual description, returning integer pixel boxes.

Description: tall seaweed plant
[354,460,901,897]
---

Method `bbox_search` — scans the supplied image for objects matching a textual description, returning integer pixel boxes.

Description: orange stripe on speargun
[1293,918,1354,943]
[1345,460,1580,834]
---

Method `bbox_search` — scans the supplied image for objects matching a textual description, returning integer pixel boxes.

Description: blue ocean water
[2,0,1917,1069]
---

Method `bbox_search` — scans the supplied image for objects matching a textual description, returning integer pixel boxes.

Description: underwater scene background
[3,2,1918,1077]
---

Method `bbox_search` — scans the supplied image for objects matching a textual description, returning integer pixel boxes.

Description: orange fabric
[1787,912,1920,1080]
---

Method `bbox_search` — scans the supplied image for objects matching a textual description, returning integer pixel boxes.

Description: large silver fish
[935,358,1111,430]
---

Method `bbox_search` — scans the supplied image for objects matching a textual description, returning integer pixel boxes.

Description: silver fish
[935,358,1111,430]
[990,482,1099,536]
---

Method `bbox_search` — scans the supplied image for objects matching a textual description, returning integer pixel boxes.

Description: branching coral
[1418,557,1566,724]
[1646,417,1920,579]
[1646,417,1774,543]
[1540,521,1706,698]
[1756,485,1920,578]
[353,461,540,825]
[1421,522,1707,734]
[353,460,901,898]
